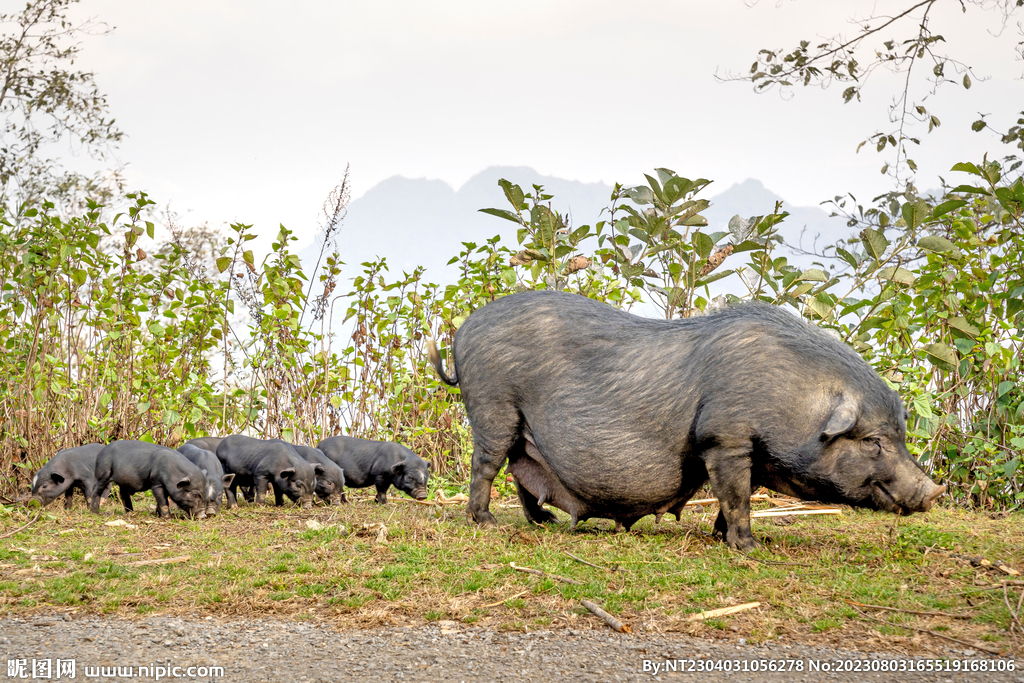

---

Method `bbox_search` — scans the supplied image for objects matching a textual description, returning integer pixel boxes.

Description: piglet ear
[51,472,65,485]
[821,397,858,440]
[176,477,192,490]
[391,461,406,475]
[280,468,296,480]
[426,461,434,473]
[223,473,235,486]
[313,464,325,476]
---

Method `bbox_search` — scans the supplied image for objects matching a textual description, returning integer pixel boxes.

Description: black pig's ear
[313,464,325,476]
[223,473,235,486]
[280,468,296,480]
[51,472,65,484]
[176,477,192,489]
[821,397,858,440]
[391,461,406,475]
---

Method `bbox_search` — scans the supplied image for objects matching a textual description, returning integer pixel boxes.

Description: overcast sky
[63,0,1024,251]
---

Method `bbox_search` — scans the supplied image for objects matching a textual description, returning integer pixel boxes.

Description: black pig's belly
[508,434,696,524]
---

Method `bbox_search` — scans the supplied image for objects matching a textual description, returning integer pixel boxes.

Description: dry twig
[845,599,971,620]
[483,589,530,608]
[582,599,632,633]
[565,552,626,573]
[509,562,580,585]
[126,556,191,568]
[0,509,41,540]
[849,604,1003,656]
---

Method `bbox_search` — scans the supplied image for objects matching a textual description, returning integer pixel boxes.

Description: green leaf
[947,317,980,338]
[216,256,232,273]
[148,322,166,337]
[923,342,957,366]
[860,229,889,260]
[950,162,982,176]
[901,201,926,229]
[478,208,522,224]
[693,232,714,261]
[799,268,828,282]
[930,200,966,219]
[912,395,934,419]
[877,266,915,286]
[243,250,254,264]
[162,409,181,427]
[835,247,859,268]
[1004,458,1020,479]
[997,381,1015,398]
[949,184,988,195]
[805,296,832,319]
[917,235,956,252]
[962,74,971,89]
[498,179,525,210]
[953,337,975,355]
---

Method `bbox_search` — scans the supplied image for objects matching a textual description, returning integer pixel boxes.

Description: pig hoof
[527,510,559,526]
[470,510,498,528]
[727,536,759,553]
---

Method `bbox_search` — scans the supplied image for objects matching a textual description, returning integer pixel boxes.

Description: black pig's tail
[426,338,458,386]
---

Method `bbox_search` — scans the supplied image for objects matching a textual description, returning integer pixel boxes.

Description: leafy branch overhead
[722,0,1024,184]
[0,0,124,211]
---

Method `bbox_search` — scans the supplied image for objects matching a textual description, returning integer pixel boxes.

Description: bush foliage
[0,160,1021,507]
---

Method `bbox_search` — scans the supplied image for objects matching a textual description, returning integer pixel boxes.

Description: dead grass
[1,493,1022,657]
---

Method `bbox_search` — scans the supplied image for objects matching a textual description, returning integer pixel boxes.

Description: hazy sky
[62,0,1024,250]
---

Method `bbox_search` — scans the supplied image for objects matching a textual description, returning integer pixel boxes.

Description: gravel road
[1,614,1020,682]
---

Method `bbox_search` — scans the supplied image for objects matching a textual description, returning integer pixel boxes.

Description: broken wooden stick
[686,602,761,621]
[581,599,632,633]
[844,599,971,620]
[483,589,530,608]
[509,562,580,585]
[126,555,190,568]
[750,508,841,518]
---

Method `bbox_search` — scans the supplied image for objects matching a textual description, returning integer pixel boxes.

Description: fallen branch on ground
[582,599,632,633]
[686,602,761,621]
[126,556,190,568]
[0,509,41,540]
[686,494,770,507]
[483,589,530,608]
[509,562,580,585]
[750,508,841,518]
[844,599,971,620]
[849,604,1003,656]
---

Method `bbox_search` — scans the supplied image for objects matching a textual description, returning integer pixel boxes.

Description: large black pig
[31,444,111,509]
[90,441,209,519]
[428,290,945,551]
[216,435,321,508]
[177,443,235,516]
[316,436,430,504]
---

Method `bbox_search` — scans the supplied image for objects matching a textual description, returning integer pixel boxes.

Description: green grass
[0,493,1022,656]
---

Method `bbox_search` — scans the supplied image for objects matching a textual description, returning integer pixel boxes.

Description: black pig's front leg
[704,446,757,552]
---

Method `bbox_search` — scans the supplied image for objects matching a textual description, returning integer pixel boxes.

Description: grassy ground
[1,488,1022,658]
